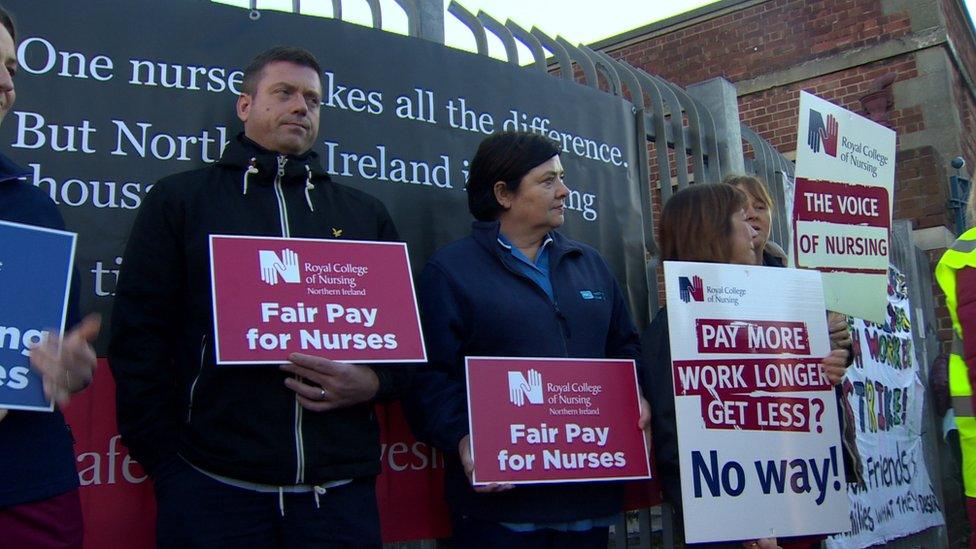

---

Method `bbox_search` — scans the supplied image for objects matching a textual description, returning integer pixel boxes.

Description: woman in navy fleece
[406,131,648,548]
[0,6,100,547]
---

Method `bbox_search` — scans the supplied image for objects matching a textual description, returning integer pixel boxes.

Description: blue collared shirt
[497,233,554,301]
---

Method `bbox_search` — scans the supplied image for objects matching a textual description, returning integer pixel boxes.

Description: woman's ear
[493,181,512,210]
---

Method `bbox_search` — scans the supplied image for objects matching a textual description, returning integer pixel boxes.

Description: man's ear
[236,93,252,123]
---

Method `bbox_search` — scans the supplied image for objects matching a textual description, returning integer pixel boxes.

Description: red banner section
[209,236,425,364]
[792,178,890,228]
[374,402,452,542]
[465,357,650,485]
[695,319,810,355]
[64,365,451,545]
[62,362,156,549]
[64,362,660,547]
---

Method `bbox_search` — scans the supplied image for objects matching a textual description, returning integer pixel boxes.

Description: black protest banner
[1,0,648,351]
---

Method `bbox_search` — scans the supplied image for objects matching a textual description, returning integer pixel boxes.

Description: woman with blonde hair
[722,174,788,267]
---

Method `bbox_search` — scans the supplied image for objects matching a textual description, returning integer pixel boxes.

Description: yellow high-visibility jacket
[936,226,976,496]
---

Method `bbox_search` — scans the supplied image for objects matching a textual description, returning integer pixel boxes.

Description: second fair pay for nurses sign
[793,91,896,323]
[465,356,651,485]
[665,261,848,543]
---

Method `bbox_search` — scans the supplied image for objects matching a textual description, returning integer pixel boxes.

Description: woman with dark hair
[642,184,849,549]
[406,131,647,547]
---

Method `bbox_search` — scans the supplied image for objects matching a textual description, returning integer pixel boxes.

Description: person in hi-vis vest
[936,184,976,533]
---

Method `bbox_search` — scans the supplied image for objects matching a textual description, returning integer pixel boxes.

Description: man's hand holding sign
[280,353,380,411]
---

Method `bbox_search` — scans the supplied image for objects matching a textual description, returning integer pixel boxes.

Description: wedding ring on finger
[318,387,327,401]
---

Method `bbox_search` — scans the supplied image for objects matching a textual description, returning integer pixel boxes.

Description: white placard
[793,91,896,323]
[665,261,848,542]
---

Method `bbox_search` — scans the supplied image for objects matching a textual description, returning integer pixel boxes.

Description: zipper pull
[277,155,287,178]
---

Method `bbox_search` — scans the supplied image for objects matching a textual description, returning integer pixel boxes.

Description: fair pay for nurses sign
[465,356,651,485]
[209,235,425,364]
[793,91,896,323]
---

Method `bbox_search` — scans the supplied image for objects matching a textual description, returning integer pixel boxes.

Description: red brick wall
[943,0,976,179]
[735,55,919,149]
[896,146,951,229]
[603,0,965,232]
[607,0,912,87]
[600,0,974,346]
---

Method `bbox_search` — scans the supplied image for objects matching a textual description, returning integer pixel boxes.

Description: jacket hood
[217,132,331,187]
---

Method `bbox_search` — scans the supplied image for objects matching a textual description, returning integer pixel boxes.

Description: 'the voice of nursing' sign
[793,91,896,323]
[665,261,848,542]
[0,220,76,411]
[465,356,650,485]
[209,235,425,364]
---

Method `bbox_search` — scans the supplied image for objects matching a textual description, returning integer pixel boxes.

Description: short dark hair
[241,46,321,95]
[0,5,16,43]
[659,183,747,263]
[466,131,561,221]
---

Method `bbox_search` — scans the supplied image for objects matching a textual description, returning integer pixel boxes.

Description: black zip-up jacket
[109,134,402,484]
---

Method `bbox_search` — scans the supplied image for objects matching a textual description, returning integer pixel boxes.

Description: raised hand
[821,114,839,156]
[30,314,101,407]
[259,250,281,285]
[279,248,300,283]
[510,378,525,407]
[525,369,543,404]
[679,275,703,302]
[807,110,826,153]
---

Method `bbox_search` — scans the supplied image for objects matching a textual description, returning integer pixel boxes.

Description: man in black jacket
[109,46,400,547]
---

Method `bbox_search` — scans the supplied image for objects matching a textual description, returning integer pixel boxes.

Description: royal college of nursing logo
[258,248,300,286]
[678,275,704,303]
[807,109,839,157]
[508,369,543,407]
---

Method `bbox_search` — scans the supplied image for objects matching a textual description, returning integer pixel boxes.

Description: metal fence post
[686,77,745,178]
[417,0,445,43]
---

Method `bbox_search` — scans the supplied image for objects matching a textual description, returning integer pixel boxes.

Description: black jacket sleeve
[367,203,415,402]
[107,183,185,473]
[401,262,471,453]
[641,308,683,509]
[603,267,645,389]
